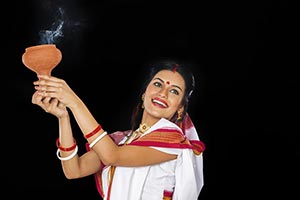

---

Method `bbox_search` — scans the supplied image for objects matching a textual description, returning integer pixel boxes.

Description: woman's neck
[141,115,160,128]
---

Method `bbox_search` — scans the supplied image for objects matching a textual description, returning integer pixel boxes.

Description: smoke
[38,7,64,44]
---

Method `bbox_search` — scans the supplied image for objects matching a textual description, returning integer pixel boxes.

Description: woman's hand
[32,90,68,118]
[33,75,81,109]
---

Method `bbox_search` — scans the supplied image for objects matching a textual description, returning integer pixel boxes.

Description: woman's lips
[152,97,168,108]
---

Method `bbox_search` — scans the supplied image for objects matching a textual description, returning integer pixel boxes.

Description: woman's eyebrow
[153,77,183,91]
[153,77,164,82]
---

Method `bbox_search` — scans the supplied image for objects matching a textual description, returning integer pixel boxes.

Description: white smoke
[38,7,64,44]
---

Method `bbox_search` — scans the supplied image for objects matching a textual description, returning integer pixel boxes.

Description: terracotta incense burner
[22,44,62,75]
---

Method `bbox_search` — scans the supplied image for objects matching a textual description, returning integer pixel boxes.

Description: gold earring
[177,108,183,121]
[141,94,145,109]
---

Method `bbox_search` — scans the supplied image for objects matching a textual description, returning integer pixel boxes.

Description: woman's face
[143,70,185,122]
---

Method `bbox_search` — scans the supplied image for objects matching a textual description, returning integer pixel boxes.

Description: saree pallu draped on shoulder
[129,127,205,155]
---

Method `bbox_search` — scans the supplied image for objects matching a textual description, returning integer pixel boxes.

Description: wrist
[58,113,70,121]
[68,95,83,110]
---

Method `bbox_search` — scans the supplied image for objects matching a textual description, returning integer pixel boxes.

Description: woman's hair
[131,59,196,131]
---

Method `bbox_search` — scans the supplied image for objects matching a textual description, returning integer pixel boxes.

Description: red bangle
[85,124,102,139]
[56,138,77,151]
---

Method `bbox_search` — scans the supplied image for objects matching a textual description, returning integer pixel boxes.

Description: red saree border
[129,128,205,155]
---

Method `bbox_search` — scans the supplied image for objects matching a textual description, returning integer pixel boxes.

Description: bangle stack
[56,145,78,161]
[56,138,78,161]
[55,123,104,160]
[89,131,107,148]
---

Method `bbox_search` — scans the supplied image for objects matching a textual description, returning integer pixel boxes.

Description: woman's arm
[33,75,177,170]
[32,89,102,179]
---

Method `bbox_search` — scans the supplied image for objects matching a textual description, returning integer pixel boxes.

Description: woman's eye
[170,89,179,95]
[153,82,162,87]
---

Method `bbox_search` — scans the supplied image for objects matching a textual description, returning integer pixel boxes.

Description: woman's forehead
[152,70,185,86]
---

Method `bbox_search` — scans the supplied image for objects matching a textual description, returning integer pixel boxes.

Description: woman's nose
[158,87,168,98]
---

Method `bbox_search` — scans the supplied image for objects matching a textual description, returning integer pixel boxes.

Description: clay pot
[22,44,62,75]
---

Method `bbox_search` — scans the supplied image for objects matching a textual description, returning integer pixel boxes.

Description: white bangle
[89,131,107,148]
[56,145,78,161]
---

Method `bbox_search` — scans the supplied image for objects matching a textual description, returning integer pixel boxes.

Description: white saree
[91,116,205,200]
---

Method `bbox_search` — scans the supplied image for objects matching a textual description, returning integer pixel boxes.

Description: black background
[1,0,298,199]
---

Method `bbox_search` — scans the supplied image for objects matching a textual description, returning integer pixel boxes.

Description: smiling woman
[31,59,206,200]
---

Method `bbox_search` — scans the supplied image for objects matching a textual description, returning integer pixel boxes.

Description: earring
[141,94,145,109]
[177,108,183,121]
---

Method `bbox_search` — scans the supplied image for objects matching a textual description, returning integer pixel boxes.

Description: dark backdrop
[1,0,298,199]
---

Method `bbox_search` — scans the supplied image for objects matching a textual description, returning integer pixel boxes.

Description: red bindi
[166,81,170,85]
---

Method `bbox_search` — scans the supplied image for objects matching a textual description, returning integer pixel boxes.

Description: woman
[32,60,206,200]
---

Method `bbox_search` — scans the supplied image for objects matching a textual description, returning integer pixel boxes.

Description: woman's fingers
[42,96,52,104]
[32,91,44,104]
[33,75,76,108]
[32,87,68,118]
[33,75,66,90]
[35,85,57,94]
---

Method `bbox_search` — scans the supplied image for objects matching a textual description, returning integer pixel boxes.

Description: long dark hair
[130,59,195,131]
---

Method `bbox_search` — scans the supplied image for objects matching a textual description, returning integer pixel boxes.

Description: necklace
[139,123,150,133]
[125,123,151,144]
